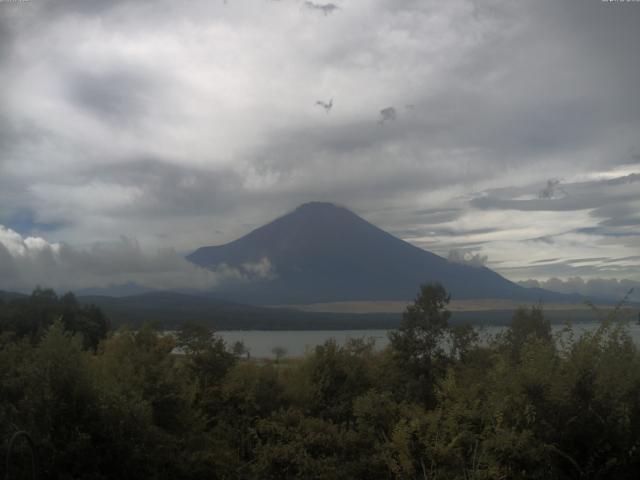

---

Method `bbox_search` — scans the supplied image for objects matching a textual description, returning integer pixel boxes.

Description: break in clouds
[0,0,639,292]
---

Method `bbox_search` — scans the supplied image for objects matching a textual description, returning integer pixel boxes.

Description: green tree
[20,320,99,478]
[388,282,451,406]
[307,338,375,424]
[503,304,552,362]
[0,289,109,349]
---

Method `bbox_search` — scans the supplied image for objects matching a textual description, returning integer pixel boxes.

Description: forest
[2,285,640,479]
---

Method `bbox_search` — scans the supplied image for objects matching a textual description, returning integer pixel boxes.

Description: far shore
[265,299,625,315]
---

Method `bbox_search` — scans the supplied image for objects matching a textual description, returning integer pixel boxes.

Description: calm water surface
[217,322,640,358]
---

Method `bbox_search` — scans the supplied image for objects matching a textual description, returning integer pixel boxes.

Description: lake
[217,321,640,358]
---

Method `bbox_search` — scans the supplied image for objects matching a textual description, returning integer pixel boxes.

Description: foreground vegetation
[2,286,640,479]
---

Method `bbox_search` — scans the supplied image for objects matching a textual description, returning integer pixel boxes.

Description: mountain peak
[261,201,367,235]
[290,202,354,219]
[295,201,341,211]
[293,201,348,212]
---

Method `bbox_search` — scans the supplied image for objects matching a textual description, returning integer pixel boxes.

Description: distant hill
[74,283,153,297]
[0,290,27,301]
[78,291,400,330]
[188,202,578,305]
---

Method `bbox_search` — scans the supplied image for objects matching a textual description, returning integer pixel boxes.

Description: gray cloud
[0,0,639,287]
[539,179,567,200]
[378,107,397,125]
[84,159,246,217]
[591,202,640,228]
[304,2,339,15]
[471,174,640,213]
[413,208,464,224]
[67,69,154,124]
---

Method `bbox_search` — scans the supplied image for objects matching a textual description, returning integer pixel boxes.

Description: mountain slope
[188,202,575,304]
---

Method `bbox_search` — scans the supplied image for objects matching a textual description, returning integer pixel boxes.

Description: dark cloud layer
[0,0,639,289]
[68,70,153,124]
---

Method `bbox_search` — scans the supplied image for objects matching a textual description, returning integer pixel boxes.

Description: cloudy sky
[0,0,639,295]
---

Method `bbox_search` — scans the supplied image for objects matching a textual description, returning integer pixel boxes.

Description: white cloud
[519,277,640,303]
[0,225,274,292]
[447,249,487,268]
